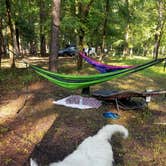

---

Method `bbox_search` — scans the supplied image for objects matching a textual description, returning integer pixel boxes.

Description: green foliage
[16,18,37,43]
[112,39,124,47]
[0,0,166,56]
[0,0,6,16]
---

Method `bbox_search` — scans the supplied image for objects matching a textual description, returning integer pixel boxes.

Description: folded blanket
[53,95,102,109]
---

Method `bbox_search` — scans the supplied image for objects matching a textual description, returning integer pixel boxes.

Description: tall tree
[153,0,166,59]
[121,0,131,56]
[0,0,7,68]
[0,35,2,69]
[49,0,61,71]
[40,0,46,56]
[102,0,110,52]
[0,17,7,69]
[76,0,95,70]
[6,0,17,68]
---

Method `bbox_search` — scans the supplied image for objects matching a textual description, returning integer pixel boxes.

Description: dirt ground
[0,57,166,166]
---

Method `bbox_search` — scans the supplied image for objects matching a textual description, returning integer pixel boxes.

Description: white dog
[30,124,128,166]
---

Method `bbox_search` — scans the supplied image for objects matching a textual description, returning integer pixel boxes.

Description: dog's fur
[30,124,128,166]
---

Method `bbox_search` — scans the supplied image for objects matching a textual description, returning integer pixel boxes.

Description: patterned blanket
[53,95,102,109]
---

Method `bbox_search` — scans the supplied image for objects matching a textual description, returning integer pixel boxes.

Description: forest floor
[0,56,166,166]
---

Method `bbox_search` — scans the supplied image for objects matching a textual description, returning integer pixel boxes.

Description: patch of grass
[140,109,153,121]
[105,55,166,90]
[0,56,165,165]
[0,68,41,92]
[4,158,13,165]
[0,126,10,134]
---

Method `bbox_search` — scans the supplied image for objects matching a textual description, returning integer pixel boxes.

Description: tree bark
[40,0,46,56]
[153,33,160,59]
[153,0,165,59]
[15,24,20,54]
[0,19,6,69]
[99,0,110,61]
[102,0,109,52]
[123,24,130,56]
[77,28,84,70]
[123,0,130,57]
[76,0,95,70]
[49,0,61,71]
[6,0,20,68]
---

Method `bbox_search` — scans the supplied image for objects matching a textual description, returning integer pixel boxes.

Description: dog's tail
[30,158,38,166]
[96,124,128,140]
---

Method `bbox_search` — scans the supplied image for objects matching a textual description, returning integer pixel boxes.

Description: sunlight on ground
[131,56,150,60]
[0,55,165,165]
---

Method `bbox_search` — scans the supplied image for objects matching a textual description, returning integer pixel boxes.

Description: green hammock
[29,58,165,90]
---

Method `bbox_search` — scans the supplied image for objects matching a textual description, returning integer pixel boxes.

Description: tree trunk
[6,0,20,68]
[40,0,46,56]
[77,28,84,70]
[153,33,160,59]
[15,24,20,54]
[142,43,148,56]
[153,0,165,59]
[49,0,61,71]
[30,41,37,55]
[102,0,109,52]
[76,0,95,70]
[123,0,130,57]
[99,0,109,61]
[0,19,6,69]
[123,25,130,56]
[0,30,2,68]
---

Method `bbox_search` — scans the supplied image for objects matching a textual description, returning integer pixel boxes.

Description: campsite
[1,55,165,165]
[0,1,166,166]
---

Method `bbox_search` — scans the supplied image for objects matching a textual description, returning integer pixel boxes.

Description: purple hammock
[79,52,133,73]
